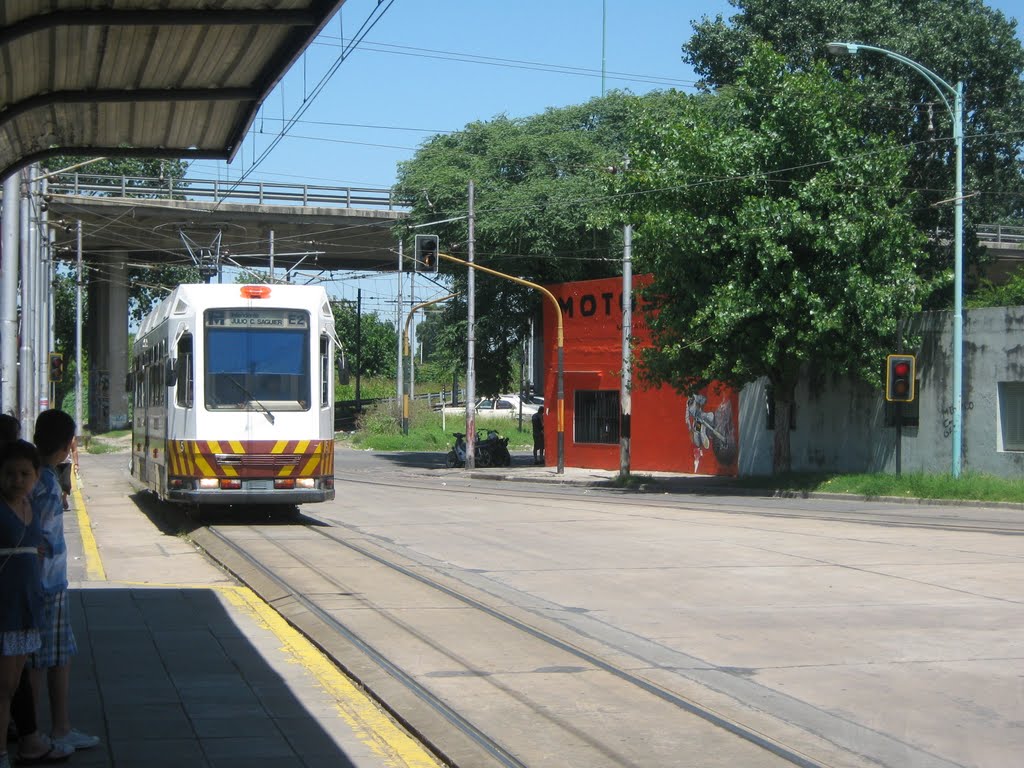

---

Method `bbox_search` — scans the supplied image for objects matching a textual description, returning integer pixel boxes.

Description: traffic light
[885,354,916,403]
[414,234,439,274]
[49,353,64,383]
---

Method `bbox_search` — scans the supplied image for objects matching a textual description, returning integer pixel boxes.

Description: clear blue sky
[187,0,1022,312]
[189,0,734,189]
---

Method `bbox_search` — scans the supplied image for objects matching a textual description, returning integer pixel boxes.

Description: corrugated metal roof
[0,0,346,181]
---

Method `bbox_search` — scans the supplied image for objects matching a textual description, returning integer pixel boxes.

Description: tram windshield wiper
[226,376,275,424]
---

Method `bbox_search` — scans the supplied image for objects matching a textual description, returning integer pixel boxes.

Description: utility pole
[466,181,477,469]
[354,288,362,412]
[620,219,633,480]
[396,238,404,414]
[18,168,33,434]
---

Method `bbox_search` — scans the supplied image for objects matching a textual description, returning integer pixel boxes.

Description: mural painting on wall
[685,388,738,475]
[543,274,740,476]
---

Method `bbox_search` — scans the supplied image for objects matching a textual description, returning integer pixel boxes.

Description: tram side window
[134,365,143,407]
[320,335,331,406]
[176,334,194,408]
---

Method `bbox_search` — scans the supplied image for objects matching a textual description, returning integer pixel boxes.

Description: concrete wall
[738,306,1024,478]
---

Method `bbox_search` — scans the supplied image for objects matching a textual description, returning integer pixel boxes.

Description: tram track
[192,516,966,768]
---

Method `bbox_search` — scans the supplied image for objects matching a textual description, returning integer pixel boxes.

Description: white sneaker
[53,728,100,751]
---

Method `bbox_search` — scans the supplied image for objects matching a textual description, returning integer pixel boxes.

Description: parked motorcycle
[479,429,511,467]
[445,430,510,468]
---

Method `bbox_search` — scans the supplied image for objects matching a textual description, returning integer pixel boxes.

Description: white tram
[130,283,338,507]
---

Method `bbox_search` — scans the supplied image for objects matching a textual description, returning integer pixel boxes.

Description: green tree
[331,300,398,379]
[684,0,1024,304]
[623,46,930,472]
[51,268,85,411]
[393,92,677,393]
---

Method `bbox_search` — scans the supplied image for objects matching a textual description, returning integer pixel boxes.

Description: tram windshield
[204,308,311,411]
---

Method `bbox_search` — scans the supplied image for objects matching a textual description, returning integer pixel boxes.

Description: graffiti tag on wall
[942,400,974,439]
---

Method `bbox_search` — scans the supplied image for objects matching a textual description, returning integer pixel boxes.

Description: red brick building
[540,275,738,476]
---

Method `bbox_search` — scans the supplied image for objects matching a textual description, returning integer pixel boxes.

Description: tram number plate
[248,480,272,490]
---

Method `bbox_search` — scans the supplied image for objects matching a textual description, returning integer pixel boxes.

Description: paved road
[185,448,1023,768]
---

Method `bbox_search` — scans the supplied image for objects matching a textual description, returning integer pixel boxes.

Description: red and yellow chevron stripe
[166,439,334,478]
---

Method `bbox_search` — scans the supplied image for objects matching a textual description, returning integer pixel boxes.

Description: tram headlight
[296,478,315,489]
[199,478,219,489]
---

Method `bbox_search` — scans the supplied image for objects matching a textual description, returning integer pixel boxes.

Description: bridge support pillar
[87,257,130,431]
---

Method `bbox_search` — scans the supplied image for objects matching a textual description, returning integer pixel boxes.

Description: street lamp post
[827,41,965,478]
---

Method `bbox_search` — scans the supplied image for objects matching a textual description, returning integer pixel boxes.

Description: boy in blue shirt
[29,409,99,754]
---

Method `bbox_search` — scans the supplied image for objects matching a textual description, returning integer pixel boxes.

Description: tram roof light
[241,285,272,299]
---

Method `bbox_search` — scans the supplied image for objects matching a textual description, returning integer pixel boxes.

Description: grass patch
[343,400,533,453]
[83,429,132,454]
[733,471,1024,503]
[85,438,125,454]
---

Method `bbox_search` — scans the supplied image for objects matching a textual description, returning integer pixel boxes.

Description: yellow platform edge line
[220,584,443,768]
[71,470,106,581]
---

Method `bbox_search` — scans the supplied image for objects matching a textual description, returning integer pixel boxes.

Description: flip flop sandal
[16,741,73,765]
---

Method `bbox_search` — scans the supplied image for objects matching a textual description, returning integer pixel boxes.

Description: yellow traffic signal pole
[402,293,458,435]
[438,251,565,474]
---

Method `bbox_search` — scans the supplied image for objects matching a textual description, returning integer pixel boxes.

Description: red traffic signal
[885,354,915,403]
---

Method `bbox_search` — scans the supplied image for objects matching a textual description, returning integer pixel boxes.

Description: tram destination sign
[206,309,309,328]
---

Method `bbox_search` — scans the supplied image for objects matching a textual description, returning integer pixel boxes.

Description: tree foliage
[331,301,398,379]
[622,46,930,470]
[392,92,676,393]
[684,0,1024,304]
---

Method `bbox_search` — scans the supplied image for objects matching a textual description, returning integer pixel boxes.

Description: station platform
[35,453,440,768]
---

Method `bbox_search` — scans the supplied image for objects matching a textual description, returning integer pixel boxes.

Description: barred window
[574,390,619,444]
[999,381,1024,451]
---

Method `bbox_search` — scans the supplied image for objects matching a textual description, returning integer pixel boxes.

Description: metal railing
[977,224,1024,245]
[45,172,407,211]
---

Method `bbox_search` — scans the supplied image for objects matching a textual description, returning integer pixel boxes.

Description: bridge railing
[977,224,1024,246]
[46,172,408,211]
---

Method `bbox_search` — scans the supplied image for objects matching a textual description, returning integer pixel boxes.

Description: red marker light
[240,285,271,299]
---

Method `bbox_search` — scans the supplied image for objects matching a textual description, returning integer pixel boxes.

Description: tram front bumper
[167,478,335,506]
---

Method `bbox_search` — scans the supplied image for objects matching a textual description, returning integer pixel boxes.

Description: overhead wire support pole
[620,219,633,481]
[437,251,566,474]
[466,182,476,469]
[396,238,404,420]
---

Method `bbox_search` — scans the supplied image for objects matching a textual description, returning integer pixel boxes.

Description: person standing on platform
[29,410,99,755]
[0,418,74,765]
[0,440,46,768]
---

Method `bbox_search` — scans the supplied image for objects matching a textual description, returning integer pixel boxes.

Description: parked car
[476,394,539,417]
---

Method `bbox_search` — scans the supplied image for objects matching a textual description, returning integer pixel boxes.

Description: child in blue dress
[0,440,44,768]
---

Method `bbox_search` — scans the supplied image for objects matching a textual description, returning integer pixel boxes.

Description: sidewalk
[50,453,440,768]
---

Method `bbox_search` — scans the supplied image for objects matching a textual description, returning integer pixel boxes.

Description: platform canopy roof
[0,0,346,182]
